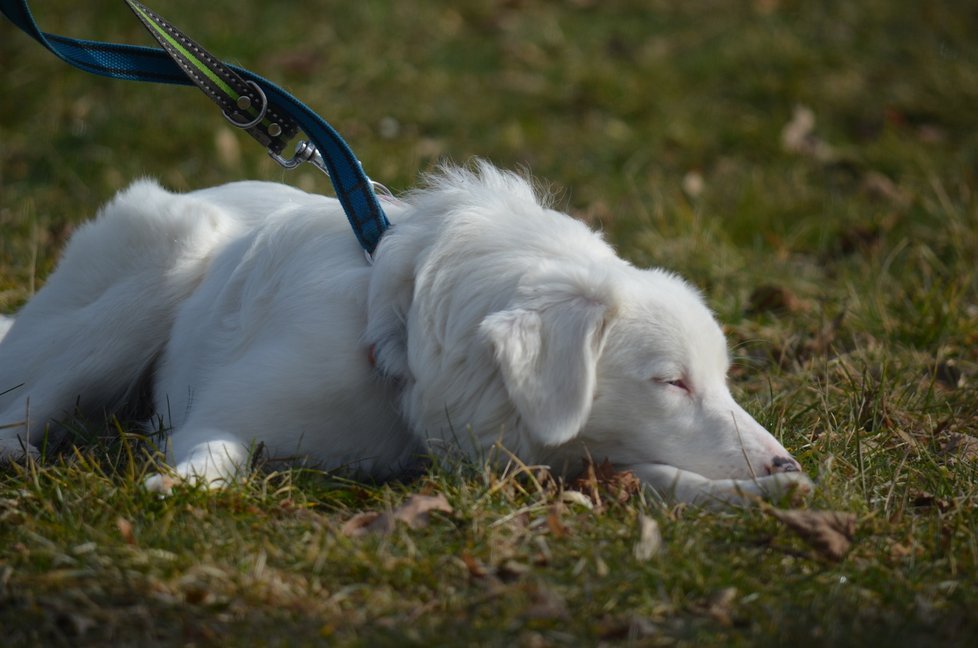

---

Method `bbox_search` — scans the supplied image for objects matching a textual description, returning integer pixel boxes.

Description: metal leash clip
[270,140,395,265]
[269,140,395,200]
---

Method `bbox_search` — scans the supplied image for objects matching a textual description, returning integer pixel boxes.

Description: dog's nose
[767,456,801,474]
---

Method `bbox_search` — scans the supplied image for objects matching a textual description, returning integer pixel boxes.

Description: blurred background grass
[2,0,978,644]
[3,0,976,392]
[4,1,975,294]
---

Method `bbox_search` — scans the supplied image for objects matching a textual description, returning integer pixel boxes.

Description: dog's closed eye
[653,377,691,394]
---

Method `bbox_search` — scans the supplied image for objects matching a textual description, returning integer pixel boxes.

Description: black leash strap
[0,0,391,254]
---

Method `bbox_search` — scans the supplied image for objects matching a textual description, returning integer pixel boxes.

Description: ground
[1,0,976,645]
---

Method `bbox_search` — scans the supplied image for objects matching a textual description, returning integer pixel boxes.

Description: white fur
[0,164,810,505]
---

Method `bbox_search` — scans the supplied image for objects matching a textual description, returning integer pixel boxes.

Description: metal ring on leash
[371,180,395,200]
[223,80,268,129]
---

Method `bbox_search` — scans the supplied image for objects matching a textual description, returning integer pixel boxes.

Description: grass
[2,0,977,645]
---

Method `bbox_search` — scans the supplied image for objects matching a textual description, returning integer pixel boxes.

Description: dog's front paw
[716,471,814,506]
[755,470,814,498]
[0,437,40,465]
[143,472,182,495]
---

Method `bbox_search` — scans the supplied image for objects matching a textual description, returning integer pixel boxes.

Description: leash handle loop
[0,0,390,254]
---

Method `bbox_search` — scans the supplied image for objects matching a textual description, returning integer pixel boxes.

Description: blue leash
[0,0,391,255]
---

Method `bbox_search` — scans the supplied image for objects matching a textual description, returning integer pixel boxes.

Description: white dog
[0,164,810,505]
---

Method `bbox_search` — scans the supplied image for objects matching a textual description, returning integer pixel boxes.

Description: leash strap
[0,0,390,254]
[124,0,299,156]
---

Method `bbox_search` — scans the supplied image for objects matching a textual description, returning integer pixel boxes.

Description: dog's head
[480,263,802,481]
[371,164,802,484]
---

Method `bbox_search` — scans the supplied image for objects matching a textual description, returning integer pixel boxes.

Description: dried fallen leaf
[861,171,910,207]
[781,105,836,162]
[340,511,390,537]
[769,509,856,561]
[888,541,923,560]
[560,490,594,509]
[392,493,454,528]
[633,514,662,561]
[572,458,641,507]
[341,493,453,537]
[708,587,738,627]
[546,506,568,538]
[460,551,489,578]
[941,433,978,464]
[116,517,136,546]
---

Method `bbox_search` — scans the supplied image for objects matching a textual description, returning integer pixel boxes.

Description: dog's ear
[480,296,611,447]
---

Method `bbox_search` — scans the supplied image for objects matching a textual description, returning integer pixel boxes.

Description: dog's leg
[144,427,250,494]
[628,463,813,508]
[0,272,175,459]
[1,182,239,451]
